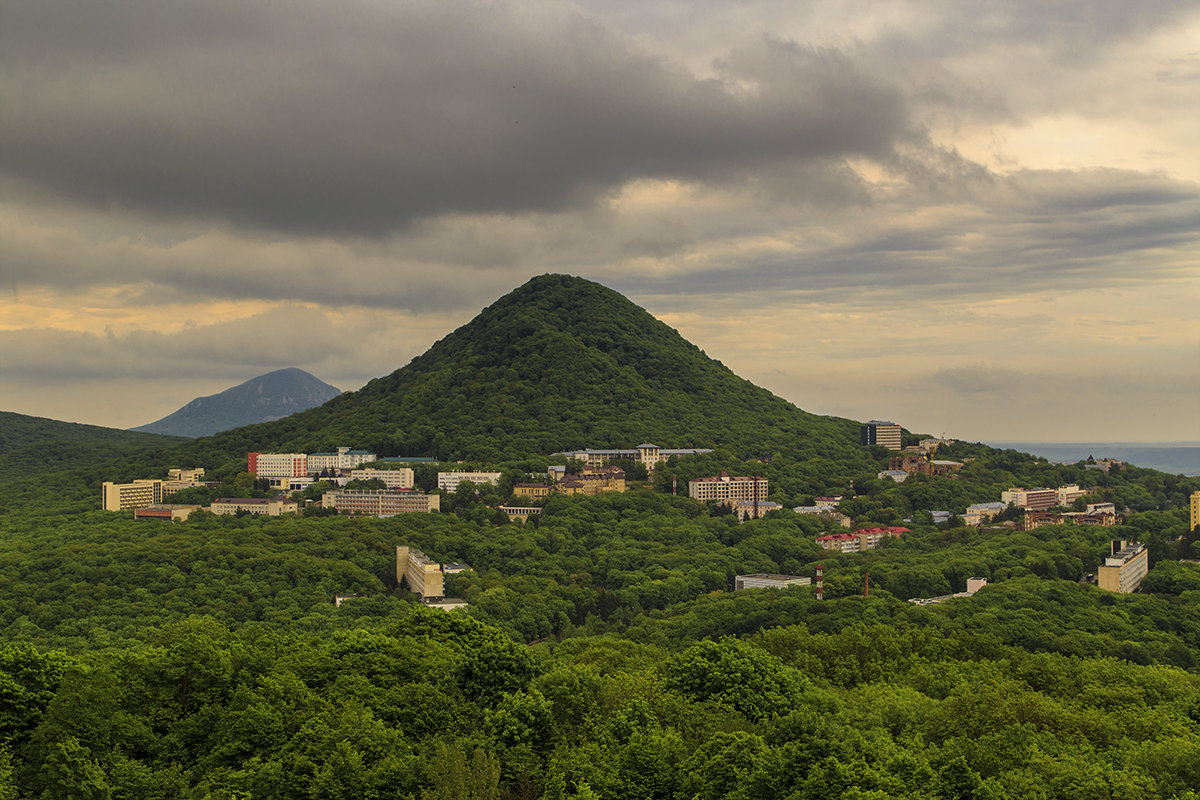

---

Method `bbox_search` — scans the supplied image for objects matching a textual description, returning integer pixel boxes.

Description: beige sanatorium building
[396,546,444,600]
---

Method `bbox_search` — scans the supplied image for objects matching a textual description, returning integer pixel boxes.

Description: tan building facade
[689,472,767,504]
[1097,540,1149,593]
[350,468,414,489]
[102,480,163,511]
[209,497,298,516]
[396,545,444,600]
[322,489,439,516]
[438,471,501,492]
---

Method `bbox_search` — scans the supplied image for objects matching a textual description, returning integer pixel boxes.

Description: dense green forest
[2,275,1199,797]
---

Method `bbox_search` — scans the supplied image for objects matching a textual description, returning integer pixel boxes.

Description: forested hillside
[2,275,1200,798]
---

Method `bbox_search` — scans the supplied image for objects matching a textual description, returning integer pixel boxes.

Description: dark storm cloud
[0,0,908,237]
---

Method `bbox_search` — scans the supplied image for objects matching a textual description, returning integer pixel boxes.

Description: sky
[2,0,1198,443]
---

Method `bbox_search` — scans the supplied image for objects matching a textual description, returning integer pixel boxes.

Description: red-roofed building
[817,526,909,553]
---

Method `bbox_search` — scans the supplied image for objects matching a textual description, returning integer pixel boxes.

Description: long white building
[557,444,712,470]
[438,471,501,492]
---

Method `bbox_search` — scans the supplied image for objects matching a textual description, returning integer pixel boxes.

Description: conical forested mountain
[183,274,871,467]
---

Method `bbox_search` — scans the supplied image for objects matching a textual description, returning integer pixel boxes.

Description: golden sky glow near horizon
[1,0,1197,442]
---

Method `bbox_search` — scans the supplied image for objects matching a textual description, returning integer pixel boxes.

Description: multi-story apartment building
[689,472,767,504]
[1000,487,1058,511]
[557,467,626,496]
[816,526,909,553]
[209,497,298,516]
[1023,510,1119,531]
[351,468,414,489]
[248,452,308,478]
[322,489,439,516]
[307,447,377,474]
[1097,540,1149,593]
[102,480,163,511]
[396,545,444,600]
[556,444,712,471]
[438,471,501,492]
[860,421,903,450]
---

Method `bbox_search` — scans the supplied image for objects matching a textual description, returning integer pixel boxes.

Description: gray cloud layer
[2,0,907,236]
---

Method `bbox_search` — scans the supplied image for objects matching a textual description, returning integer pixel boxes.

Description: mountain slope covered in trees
[172,274,873,472]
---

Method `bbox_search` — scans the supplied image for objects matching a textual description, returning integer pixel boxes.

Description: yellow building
[102,480,163,511]
[513,484,552,500]
[1097,540,1149,593]
[396,545,444,600]
[1191,491,1200,532]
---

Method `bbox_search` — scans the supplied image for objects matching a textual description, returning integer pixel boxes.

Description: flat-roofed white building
[735,574,812,590]
[351,468,414,489]
[438,471,501,492]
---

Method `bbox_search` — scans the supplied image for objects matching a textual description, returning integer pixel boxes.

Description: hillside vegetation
[2,275,1199,798]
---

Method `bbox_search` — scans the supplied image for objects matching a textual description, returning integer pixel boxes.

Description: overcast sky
[2,0,1198,443]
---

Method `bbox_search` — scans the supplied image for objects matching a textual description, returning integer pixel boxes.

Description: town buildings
[1097,540,1149,593]
[689,472,767,504]
[396,545,444,600]
[438,471,501,492]
[322,489,439,516]
[860,421,903,450]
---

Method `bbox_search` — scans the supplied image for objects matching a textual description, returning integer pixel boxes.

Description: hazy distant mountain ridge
[131,368,341,438]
